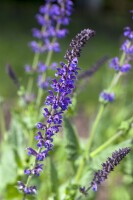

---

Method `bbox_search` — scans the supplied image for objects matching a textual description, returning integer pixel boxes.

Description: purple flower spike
[19,29,95,195]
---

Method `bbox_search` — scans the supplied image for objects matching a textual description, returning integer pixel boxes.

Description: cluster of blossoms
[25,0,73,89]
[100,11,133,103]
[80,147,131,195]
[18,29,95,195]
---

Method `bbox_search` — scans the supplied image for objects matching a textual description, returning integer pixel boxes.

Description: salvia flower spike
[80,147,131,196]
[18,28,95,196]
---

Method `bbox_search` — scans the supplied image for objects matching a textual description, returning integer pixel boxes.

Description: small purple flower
[24,186,37,194]
[29,41,42,53]
[121,40,133,54]
[109,57,132,73]
[18,181,37,195]
[50,62,58,70]
[24,169,31,175]
[124,27,133,39]
[25,65,32,72]
[18,181,25,190]
[120,63,131,72]
[32,28,41,39]
[37,62,47,73]
[36,122,46,130]
[56,29,68,38]
[100,91,115,103]
[109,57,120,71]
[27,147,37,157]
[37,76,50,89]
[32,164,43,176]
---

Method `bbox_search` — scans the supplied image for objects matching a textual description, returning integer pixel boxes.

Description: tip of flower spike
[65,28,95,62]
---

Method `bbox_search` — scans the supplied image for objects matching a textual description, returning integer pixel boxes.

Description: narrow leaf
[49,157,59,199]
[63,117,81,161]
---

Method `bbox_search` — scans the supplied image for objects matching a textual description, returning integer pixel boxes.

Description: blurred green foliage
[0,1,133,200]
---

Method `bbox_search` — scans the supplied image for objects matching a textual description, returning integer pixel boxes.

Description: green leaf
[49,157,59,199]
[63,117,81,161]
[67,95,77,116]
[2,183,21,200]
[0,144,18,192]
[111,186,130,200]
[8,118,26,164]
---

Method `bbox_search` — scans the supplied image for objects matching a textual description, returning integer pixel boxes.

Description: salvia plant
[0,1,133,200]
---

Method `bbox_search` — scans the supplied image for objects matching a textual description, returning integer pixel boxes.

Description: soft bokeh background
[1,0,133,133]
[0,1,133,199]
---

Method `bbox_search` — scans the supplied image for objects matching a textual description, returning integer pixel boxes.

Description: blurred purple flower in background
[100,91,115,103]
[99,11,133,104]
[30,0,73,53]
[26,0,73,90]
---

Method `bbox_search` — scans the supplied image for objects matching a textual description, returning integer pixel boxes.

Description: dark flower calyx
[91,147,131,191]
[64,29,95,62]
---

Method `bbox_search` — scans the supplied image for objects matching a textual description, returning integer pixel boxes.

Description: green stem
[26,52,40,94]
[90,130,123,158]
[36,50,53,107]
[85,104,105,156]
[108,72,121,91]
[75,104,105,182]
